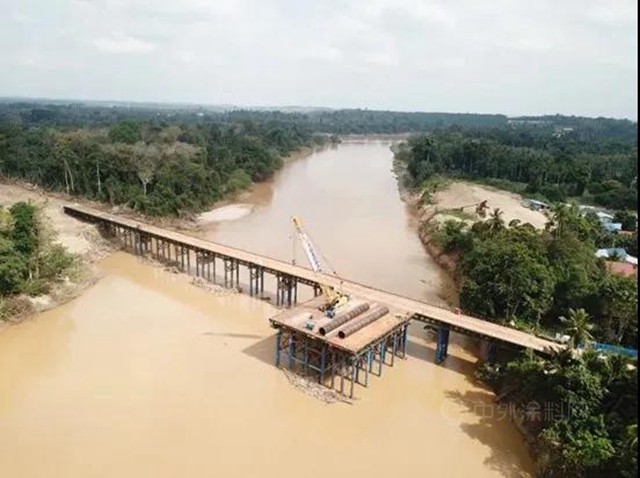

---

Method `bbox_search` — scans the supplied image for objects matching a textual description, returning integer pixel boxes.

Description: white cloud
[176,50,196,64]
[0,0,636,118]
[92,32,156,54]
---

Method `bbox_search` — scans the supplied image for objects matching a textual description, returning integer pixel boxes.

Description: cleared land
[433,181,548,229]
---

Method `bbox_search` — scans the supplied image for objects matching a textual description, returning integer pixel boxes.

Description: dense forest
[396,128,638,210]
[0,110,330,215]
[0,101,507,131]
[2,101,636,216]
[1,100,636,138]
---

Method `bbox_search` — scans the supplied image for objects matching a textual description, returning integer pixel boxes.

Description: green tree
[226,168,252,193]
[486,207,505,234]
[9,202,38,259]
[614,211,637,231]
[559,308,595,348]
[539,418,615,477]
[0,237,26,294]
[108,120,141,144]
[460,234,555,322]
[596,275,638,345]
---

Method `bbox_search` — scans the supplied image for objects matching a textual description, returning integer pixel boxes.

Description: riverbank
[0,181,114,328]
[194,145,320,226]
[393,160,548,281]
[0,142,328,327]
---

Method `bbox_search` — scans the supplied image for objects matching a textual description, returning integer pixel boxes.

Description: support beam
[486,340,497,363]
[436,326,450,364]
[275,330,282,368]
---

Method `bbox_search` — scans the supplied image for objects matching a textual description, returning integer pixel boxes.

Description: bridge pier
[276,274,297,306]
[249,265,264,297]
[134,231,151,256]
[223,258,239,288]
[435,326,450,364]
[175,244,189,271]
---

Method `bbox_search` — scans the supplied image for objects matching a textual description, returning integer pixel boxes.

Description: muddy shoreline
[392,158,460,282]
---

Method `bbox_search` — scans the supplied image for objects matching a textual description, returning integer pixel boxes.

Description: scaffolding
[270,296,411,398]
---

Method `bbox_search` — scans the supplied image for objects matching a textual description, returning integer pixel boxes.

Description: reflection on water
[0,142,532,477]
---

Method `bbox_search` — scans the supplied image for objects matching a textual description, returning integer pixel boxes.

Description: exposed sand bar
[197,203,255,224]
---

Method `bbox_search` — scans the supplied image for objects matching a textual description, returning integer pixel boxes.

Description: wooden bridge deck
[64,204,560,354]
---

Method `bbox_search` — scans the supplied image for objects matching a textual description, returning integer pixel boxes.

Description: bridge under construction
[64,204,560,398]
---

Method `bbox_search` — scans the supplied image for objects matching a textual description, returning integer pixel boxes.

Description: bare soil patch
[432,181,548,229]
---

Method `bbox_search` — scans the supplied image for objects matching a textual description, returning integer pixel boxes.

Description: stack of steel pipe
[318,302,370,336]
[338,306,390,339]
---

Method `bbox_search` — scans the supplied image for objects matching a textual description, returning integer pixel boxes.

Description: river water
[0,141,533,477]
[200,141,453,304]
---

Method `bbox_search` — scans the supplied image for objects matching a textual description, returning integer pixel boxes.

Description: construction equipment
[291,216,349,317]
[451,200,489,218]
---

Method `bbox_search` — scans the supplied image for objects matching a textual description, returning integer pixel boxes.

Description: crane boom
[291,216,349,316]
[291,216,323,274]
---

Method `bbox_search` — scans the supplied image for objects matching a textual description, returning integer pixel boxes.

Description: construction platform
[269,296,412,398]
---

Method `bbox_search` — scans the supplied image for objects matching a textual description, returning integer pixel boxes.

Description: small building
[596,248,631,260]
[525,199,549,211]
[596,211,615,224]
[603,222,623,233]
[596,248,638,277]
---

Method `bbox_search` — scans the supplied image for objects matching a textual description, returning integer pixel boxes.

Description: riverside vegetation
[0,108,337,216]
[0,202,75,320]
[398,130,638,477]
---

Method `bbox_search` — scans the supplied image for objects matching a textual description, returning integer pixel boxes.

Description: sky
[0,0,637,119]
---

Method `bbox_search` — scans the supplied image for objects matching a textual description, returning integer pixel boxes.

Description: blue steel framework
[273,322,410,399]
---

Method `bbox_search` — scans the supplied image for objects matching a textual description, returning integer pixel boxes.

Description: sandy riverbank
[397,176,549,279]
[194,146,321,226]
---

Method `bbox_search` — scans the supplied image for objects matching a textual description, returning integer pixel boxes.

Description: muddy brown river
[0,141,533,477]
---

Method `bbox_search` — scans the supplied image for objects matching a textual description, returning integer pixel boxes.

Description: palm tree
[559,308,595,348]
[547,346,579,368]
[486,208,505,233]
[549,204,579,237]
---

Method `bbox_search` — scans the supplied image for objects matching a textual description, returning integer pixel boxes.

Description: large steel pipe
[338,306,390,339]
[318,302,370,336]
